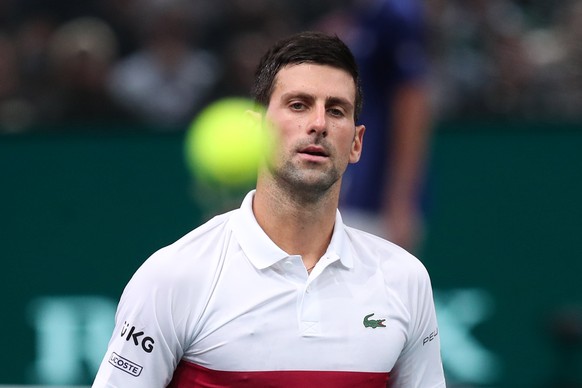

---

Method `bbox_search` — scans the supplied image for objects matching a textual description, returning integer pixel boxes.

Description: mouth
[298,145,329,158]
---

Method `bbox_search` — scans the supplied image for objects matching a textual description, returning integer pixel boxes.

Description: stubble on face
[265,135,344,204]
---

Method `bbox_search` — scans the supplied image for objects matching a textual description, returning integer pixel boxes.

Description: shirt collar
[229,190,354,270]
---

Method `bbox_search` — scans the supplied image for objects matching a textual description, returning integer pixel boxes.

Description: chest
[183,255,409,372]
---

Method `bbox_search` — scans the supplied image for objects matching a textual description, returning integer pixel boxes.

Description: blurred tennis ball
[185,98,272,187]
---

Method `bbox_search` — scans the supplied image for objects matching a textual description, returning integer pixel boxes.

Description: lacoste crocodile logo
[363,313,386,328]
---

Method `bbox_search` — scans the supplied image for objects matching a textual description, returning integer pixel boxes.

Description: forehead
[271,63,356,103]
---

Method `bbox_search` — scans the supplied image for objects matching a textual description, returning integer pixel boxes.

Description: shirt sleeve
[387,264,446,387]
[92,250,185,388]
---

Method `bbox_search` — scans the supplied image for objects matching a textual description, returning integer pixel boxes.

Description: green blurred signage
[1,123,581,386]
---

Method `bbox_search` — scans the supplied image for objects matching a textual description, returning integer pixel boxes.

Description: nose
[308,105,327,137]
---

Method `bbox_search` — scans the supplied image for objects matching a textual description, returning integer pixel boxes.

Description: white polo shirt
[93,191,445,387]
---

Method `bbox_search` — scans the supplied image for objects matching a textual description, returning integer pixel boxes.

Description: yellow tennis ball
[185,98,271,187]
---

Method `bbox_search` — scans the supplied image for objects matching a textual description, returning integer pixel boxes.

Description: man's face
[262,63,364,196]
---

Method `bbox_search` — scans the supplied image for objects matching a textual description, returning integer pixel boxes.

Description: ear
[349,124,365,164]
[244,109,270,137]
[244,109,262,124]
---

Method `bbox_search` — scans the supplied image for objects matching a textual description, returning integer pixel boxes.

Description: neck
[253,178,340,268]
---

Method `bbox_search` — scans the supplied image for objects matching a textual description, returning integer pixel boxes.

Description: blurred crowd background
[1,0,582,133]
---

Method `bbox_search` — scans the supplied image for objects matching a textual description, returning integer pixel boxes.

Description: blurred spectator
[485,3,533,117]
[208,0,299,99]
[427,0,533,118]
[426,0,582,120]
[212,31,273,99]
[526,0,582,119]
[317,0,433,252]
[46,17,127,125]
[12,14,58,127]
[0,33,35,132]
[2,0,582,132]
[107,1,219,129]
[95,0,142,58]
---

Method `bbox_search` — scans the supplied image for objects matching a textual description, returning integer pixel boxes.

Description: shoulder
[344,225,431,285]
[124,210,236,295]
[108,211,240,356]
[344,225,437,334]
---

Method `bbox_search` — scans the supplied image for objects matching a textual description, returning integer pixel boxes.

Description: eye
[328,107,345,117]
[290,102,306,111]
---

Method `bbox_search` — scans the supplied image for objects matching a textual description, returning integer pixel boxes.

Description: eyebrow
[327,96,354,112]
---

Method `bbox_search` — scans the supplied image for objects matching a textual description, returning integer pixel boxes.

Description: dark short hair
[251,31,363,121]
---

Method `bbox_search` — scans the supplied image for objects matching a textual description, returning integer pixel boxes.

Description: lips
[298,145,329,158]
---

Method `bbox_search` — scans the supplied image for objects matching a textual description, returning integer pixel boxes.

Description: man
[319,0,433,252]
[92,31,445,387]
